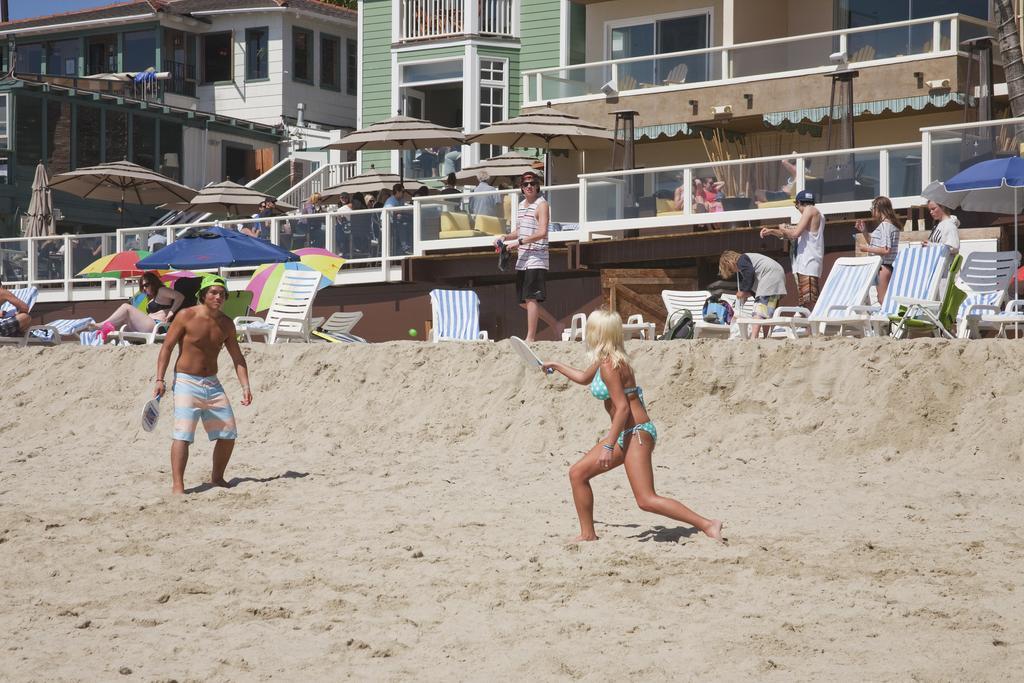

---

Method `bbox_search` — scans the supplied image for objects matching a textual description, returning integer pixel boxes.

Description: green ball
[408,328,418,337]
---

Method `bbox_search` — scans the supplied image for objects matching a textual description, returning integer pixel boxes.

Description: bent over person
[154,274,252,494]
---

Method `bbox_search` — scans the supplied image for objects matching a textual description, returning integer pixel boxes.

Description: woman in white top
[923,201,960,254]
[760,189,825,308]
[855,195,902,306]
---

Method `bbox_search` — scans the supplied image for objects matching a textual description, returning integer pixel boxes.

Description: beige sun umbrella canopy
[454,152,543,184]
[320,172,427,201]
[186,181,296,217]
[49,160,196,226]
[325,115,465,181]
[23,162,56,237]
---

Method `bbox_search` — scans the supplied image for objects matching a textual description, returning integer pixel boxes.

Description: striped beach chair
[736,256,881,339]
[955,251,1021,338]
[838,243,951,337]
[429,289,490,342]
[21,317,96,346]
[0,287,40,347]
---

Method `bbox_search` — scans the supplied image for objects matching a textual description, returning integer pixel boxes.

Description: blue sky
[9,0,117,21]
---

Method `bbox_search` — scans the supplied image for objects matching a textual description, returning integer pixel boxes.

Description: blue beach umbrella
[923,156,1024,296]
[136,227,299,270]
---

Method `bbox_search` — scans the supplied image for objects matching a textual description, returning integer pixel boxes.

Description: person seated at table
[90,271,185,342]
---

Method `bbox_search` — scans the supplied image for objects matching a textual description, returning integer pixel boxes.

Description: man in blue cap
[759,189,825,309]
[154,273,252,494]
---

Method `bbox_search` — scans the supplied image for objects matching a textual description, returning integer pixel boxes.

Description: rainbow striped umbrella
[245,250,344,312]
[76,249,152,278]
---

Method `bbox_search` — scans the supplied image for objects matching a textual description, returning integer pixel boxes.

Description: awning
[624,123,745,143]
[763,92,966,128]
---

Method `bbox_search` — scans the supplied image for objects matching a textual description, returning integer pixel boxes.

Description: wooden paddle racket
[510,336,554,374]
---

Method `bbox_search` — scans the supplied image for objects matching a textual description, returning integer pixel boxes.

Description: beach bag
[702,294,733,324]
[662,309,694,340]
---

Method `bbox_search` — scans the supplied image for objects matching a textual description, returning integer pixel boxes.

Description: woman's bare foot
[171,484,185,495]
[571,532,599,542]
[209,477,231,488]
[703,519,724,542]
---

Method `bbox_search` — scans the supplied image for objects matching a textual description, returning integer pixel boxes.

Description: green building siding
[519,0,561,78]
[361,0,394,172]
[396,46,466,63]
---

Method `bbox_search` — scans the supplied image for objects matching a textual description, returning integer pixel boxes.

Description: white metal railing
[278,162,358,207]
[399,0,516,41]
[523,13,991,105]
[921,116,1024,189]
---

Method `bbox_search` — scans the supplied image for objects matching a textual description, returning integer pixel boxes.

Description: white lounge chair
[560,312,656,341]
[661,289,749,339]
[235,269,324,343]
[429,289,489,341]
[839,244,951,337]
[312,311,366,343]
[954,251,1021,338]
[19,317,97,347]
[736,256,882,339]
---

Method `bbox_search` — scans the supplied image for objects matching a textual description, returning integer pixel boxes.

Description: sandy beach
[2,339,1023,681]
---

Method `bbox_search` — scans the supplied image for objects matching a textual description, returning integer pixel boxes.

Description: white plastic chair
[235,269,323,343]
[736,256,882,339]
[956,251,1021,338]
[313,311,366,343]
[561,312,655,341]
[429,289,489,342]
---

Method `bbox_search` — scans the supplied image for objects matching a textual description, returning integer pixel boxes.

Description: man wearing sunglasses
[500,170,563,341]
[155,273,252,494]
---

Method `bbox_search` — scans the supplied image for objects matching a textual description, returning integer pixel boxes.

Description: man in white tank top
[500,171,563,341]
[760,189,825,309]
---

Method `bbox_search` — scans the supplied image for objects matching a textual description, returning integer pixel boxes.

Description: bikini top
[589,371,644,404]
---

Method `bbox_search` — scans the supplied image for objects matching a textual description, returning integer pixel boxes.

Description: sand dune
[1,340,1023,681]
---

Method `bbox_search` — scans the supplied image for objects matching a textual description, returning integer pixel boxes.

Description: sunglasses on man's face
[521,181,540,188]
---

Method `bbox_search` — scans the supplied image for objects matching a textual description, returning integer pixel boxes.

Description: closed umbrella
[49,160,196,227]
[23,162,56,237]
[465,105,615,183]
[186,181,296,217]
[136,226,299,270]
[320,172,426,201]
[324,115,465,181]
[454,152,543,184]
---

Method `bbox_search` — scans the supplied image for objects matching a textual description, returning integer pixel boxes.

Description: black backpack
[662,309,695,340]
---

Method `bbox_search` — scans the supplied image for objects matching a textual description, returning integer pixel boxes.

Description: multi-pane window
[320,34,340,90]
[293,28,314,83]
[245,27,269,80]
[478,59,506,160]
[202,32,233,83]
[15,43,43,74]
[47,39,80,76]
[346,39,357,95]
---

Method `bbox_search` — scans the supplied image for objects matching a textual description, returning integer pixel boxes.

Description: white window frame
[603,8,715,62]
[399,56,465,88]
[0,93,8,147]
[477,56,508,160]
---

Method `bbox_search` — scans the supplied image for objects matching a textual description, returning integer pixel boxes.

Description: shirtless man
[154,274,252,494]
[0,279,32,338]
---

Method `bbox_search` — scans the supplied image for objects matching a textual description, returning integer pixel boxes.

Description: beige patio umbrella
[320,172,426,201]
[454,152,543,184]
[465,105,616,183]
[49,160,196,227]
[324,115,465,181]
[23,162,56,237]
[184,181,296,217]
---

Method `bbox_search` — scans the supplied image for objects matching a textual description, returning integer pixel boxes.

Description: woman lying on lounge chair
[91,271,185,342]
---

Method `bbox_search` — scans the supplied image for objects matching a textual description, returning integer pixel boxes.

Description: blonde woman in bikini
[543,309,723,543]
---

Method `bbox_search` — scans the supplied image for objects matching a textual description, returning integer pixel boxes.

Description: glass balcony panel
[122,228,168,254]
[847,24,932,62]
[70,236,106,278]
[805,152,881,203]
[958,19,989,46]
[887,148,924,197]
[540,65,610,100]
[31,238,67,281]
[387,207,415,257]
[545,186,581,230]
[0,239,28,283]
[730,35,833,77]
[928,123,1024,185]
[337,208,382,262]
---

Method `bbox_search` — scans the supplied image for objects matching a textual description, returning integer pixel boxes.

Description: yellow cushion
[440,212,472,232]
[474,214,504,236]
[656,198,683,216]
[439,229,484,239]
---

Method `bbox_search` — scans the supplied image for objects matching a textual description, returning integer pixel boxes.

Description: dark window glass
[346,39,357,95]
[76,105,102,168]
[47,39,80,76]
[159,120,183,182]
[15,96,43,165]
[123,30,156,72]
[245,27,269,80]
[86,35,117,75]
[46,100,72,173]
[0,94,8,144]
[15,43,43,74]
[293,28,313,83]
[846,0,988,26]
[132,114,156,170]
[202,32,233,83]
[105,110,128,162]
[321,35,340,89]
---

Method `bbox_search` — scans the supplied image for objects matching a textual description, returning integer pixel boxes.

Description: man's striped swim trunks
[172,373,238,443]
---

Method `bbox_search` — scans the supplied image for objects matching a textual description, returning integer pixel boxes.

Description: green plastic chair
[222,290,254,319]
[889,253,964,339]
